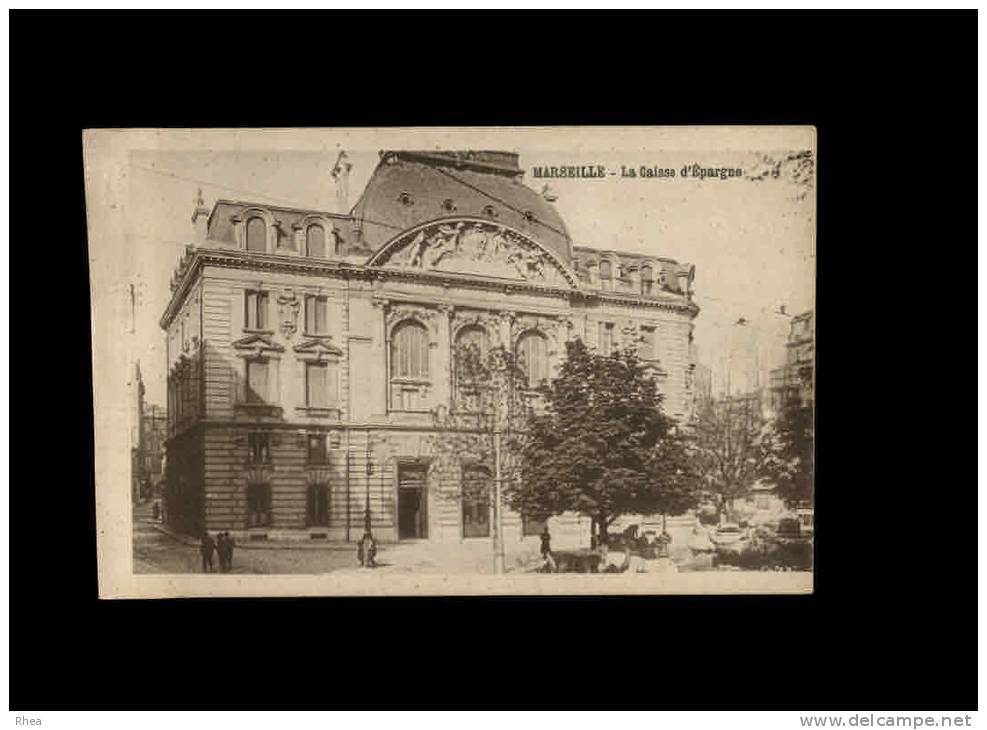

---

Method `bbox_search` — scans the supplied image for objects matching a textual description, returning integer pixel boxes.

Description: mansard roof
[349,150,574,264]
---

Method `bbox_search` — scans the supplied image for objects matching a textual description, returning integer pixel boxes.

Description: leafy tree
[508,338,699,547]
[426,342,533,563]
[761,398,814,507]
[691,395,770,521]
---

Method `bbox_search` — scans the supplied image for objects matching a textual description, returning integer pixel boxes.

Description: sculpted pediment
[232,332,284,355]
[367,218,577,288]
[294,337,343,359]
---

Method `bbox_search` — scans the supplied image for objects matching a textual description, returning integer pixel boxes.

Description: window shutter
[316,297,327,334]
[641,327,656,358]
[257,293,268,330]
[247,360,268,403]
[307,362,329,407]
[245,291,256,329]
[235,365,246,404]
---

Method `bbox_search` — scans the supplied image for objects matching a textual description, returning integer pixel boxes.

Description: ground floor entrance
[397,463,428,539]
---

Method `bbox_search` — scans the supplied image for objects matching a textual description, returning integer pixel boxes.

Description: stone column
[435,303,455,407]
[371,298,389,415]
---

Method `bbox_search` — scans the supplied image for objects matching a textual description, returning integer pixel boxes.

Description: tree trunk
[598,515,609,547]
[589,517,597,550]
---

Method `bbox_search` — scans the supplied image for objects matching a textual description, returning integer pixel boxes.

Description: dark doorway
[398,464,428,539]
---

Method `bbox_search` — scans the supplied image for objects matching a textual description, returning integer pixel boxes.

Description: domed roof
[350,151,573,263]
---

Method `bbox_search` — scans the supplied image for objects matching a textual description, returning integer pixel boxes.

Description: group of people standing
[200,531,236,573]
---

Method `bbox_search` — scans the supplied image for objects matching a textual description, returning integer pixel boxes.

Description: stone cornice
[161,246,699,329]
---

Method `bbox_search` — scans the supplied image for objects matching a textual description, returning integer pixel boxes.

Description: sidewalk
[336,540,544,575]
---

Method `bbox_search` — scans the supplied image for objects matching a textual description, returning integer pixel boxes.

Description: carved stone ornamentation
[385,304,440,337]
[276,288,301,339]
[451,310,501,343]
[510,314,556,348]
[370,219,576,287]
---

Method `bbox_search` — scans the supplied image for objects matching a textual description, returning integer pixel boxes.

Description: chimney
[331,151,352,214]
[191,188,209,242]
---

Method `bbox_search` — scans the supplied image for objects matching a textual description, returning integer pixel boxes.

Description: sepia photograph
[85,126,816,598]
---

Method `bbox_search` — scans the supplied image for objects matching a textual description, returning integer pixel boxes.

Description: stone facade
[768,309,814,414]
[161,150,699,546]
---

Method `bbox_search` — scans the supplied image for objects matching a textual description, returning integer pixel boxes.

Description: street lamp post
[493,426,505,575]
[364,437,374,536]
[358,434,376,568]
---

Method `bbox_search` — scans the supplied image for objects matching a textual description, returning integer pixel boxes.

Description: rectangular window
[306,361,335,407]
[307,434,327,465]
[462,497,490,538]
[245,290,269,330]
[461,466,491,538]
[248,433,271,465]
[522,514,547,537]
[599,322,614,356]
[305,295,328,334]
[247,483,272,527]
[245,359,269,403]
[640,326,656,359]
[306,483,329,527]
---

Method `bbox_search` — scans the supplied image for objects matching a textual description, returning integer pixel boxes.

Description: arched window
[306,223,326,258]
[462,465,491,538]
[391,321,429,379]
[454,325,488,378]
[454,325,489,408]
[517,331,548,389]
[599,259,613,289]
[641,264,654,295]
[245,216,267,252]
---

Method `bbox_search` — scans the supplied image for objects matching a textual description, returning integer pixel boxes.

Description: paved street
[132,507,361,575]
[134,504,728,575]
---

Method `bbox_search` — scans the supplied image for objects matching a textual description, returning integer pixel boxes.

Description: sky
[113,128,815,407]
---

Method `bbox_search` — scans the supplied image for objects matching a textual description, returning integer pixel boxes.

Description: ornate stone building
[161,150,699,545]
[768,309,815,414]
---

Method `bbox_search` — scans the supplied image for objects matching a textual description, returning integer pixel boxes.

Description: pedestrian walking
[540,526,556,572]
[216,532,228,572]
[358,532,377,568]
[225,532,236,572]
[200,531,215,573]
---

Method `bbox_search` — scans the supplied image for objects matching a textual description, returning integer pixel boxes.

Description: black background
[9,10,976,710]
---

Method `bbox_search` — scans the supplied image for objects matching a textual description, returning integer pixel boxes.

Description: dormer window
[641,264,655,295]
[306,223,326,258]
[522,210,535,223]
[398,192,414,206]
[599,260,613,289]
[482,205,497,218]
[442,198,457,213]
[245,216,267,252]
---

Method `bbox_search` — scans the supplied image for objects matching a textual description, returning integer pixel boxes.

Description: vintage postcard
[85,126,816,598]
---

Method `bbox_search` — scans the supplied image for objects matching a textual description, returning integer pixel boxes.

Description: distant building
[768,309,814,413]
[131,362,167,503]
[139,404,167,500]
[160,149,700,543]
[693,362,713,413]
